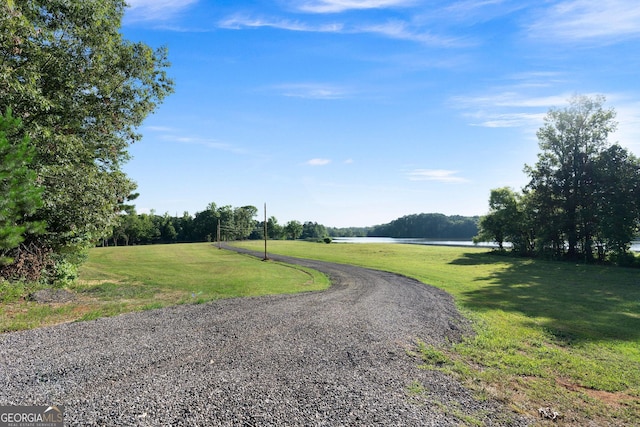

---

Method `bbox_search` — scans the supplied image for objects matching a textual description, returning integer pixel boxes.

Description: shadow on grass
[450,252,640,344]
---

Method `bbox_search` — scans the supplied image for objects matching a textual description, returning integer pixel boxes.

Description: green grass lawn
[0,242,328,331]
[233,240,640,426]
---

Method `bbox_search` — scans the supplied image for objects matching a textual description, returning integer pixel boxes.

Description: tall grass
[233,240,640,425]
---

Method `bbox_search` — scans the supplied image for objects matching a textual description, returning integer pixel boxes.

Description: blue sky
[120,0,640,227]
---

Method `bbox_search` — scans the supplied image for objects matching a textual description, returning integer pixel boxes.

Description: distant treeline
[105,205,477,246]
[367,213,479,239]
[106,203,333,246]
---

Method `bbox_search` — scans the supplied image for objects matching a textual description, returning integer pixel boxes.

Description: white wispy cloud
[356,20,464,46]
[451,89,574,128]
[144,125,177,132]
[528,0,640,43]
[291,0,417,14]
[451,88,640,153]
[436,0,526,24]
[218,15,344,32]
[125,0,198,21]
[270,83,351,99]
[148,128,251,155]
[306,158,332,166]
[407,169,467,182]
[219,15,462,47]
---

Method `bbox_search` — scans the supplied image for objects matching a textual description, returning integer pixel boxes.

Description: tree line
[105,206,480,247]
[367,213,479,239]
[1,0,173,283]
[105,202,332,246]
[474,95,640,266]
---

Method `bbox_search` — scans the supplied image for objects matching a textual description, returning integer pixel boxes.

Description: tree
[267,216,284,239]
[368,213,478,239]
[474,188,534,254]
[285,220,303,240]
[478,95,640,264]
[158,213,178,243]
[525,95,616,260]
[0,109,44,265]
[593,145,640,260]
[234,206,258,240]
[1,0,173,274]
[301,222,328,240]
[192,203,219,242]
[218,205,235,241]
[474,188,518,250]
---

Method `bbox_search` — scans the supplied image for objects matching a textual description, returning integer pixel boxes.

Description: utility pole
[217,219,221,249]
[263,203,268,260]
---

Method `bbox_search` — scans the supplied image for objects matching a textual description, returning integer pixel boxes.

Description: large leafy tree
[478,95,640,263]
[593,145,640,259]
[474,187,522,251]
[234,206,258,240]
[1,0,173,272]
[0,108,44,264]
[285,220,303,240]
[525,95,617,260]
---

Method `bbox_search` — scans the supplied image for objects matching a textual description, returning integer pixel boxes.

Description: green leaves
[0,0,174,278]
[478,95,640,263]
[0,109,44,264]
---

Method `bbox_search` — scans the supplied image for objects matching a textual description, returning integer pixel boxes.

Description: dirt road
[0,247,529,425]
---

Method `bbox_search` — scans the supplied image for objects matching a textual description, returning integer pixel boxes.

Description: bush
[46,250,88,287]
[610,251,638,267]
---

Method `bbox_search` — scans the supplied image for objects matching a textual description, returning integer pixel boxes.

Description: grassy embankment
[233,240,640,426]
[0,243,328,332]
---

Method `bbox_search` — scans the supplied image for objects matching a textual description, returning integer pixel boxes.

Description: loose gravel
[0,247,532,426]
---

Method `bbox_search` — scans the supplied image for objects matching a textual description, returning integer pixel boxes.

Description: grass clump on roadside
[0,242,328,332]
[232,240,640,426]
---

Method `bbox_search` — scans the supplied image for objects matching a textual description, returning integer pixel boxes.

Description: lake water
[332,237,640,252]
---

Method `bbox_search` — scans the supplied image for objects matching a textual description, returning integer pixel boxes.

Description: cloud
[270,83,351,99]
[147,127,251,155]
[218,15,344,32]
[407,169,467,182]
[451,90,574,128]
[144,125,176,132]
[306,158,332,166]
[219,15,463,47]
[356,20,464,46]
[291,0,417,14]
[527,0,640,43]
[125,0,198,21]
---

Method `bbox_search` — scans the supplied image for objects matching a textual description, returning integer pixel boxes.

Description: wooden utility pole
[217,219,221,249]
[263,203,269,260]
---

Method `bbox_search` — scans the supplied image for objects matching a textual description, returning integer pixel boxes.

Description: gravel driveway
[1,247,530,426]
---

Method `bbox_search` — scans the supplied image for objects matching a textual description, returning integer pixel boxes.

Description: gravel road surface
[1,247,531,426]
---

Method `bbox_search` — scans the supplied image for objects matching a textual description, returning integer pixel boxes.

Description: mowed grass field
[0,243,328,332]
[233,240,640,426]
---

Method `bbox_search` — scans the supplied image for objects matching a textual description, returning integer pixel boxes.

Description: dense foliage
[0,0,173,282]
[367,213,479,239]
[105,207,481,246]
[476,95,640,264]
[105,204,333,245]
[0,109,44,266]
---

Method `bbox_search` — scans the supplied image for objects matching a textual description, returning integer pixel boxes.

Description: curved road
[0,246,529,426]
